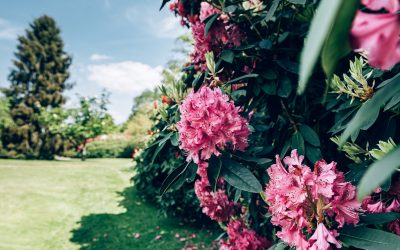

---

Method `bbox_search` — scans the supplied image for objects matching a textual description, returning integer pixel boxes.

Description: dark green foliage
[1,15,72,159]
[134,135,207,222]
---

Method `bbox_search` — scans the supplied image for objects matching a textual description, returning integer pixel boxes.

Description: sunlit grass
[0,159,217,250]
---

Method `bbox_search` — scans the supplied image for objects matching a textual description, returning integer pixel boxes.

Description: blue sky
[0,0,186,123]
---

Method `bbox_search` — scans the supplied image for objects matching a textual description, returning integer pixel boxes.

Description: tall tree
[1,15,72,159]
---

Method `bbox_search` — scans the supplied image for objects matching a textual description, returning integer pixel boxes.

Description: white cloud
[125,7,185,39]
[90,53,111,61]
[0,18,22,40]
[87,61,163,94]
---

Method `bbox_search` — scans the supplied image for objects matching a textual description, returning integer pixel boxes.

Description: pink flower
[388,220,400,236]
[361,176,400,235]
[329,182,361,227]
[309,223,341,250]
[194,161,237,222]
[350,0,400,70]
[367,201,385,213]
[219,219,271,250]
[177,87,250,163]
[265,150,360,248]
[310,160,337,199]
[199,2,220,22]
[386,199,400,212]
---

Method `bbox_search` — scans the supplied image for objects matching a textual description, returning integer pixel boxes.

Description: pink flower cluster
[351,0,400,70]
[177,87,250,163]
[169,0,200,26]
[362,175,400,235]
[170,1,245,69]
[265,150,361,250]
[219,219,270,250]
[194,161,237,222]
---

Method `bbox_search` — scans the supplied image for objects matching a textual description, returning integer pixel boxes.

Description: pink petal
[351,11,400,70]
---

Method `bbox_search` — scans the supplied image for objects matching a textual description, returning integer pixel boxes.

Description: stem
[280,99,297,131]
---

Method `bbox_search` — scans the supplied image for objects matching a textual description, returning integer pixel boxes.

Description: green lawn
[0,159,217,250]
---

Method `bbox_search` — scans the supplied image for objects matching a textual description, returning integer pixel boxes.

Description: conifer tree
[2,15,72,159]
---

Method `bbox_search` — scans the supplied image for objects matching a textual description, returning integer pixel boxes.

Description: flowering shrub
[134,0,400,249]
[265,150,360,249]
[177,87,249,163]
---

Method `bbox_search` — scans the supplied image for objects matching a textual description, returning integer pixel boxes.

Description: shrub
[133,117,208,222]
[135,0,400,249]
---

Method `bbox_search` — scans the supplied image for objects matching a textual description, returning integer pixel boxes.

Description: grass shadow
[70,186,219,250]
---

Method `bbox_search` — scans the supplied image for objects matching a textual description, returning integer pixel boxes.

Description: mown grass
[0,159,218,250]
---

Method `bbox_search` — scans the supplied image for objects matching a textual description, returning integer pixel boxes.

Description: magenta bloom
[194,161,237,222]
[177,87,250,163]
[361,176,400,235]
[265,150,360,249]
[199,2,220,22]
[219,219,271,250]
[351,0,400,70]
[309,223,341,250]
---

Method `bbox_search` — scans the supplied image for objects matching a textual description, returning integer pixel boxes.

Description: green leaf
[151,141,167,164]
[291,131,305,155]
[170,132,179,146]
[299,124,320,147]
[220,157,262,193]
[277,75,292,98]
[261,69,277,80]
[159,0,171,10]
[357,146,400,200]
[226,74,259,84]
[234,189,241,202]
[338,226,400,250]
[340,73,400,145]
[204,14,220,37]
[259,39,272,49]
[287,0,306,4]
[298,0,349,94]
[268,242,287,250]
[359,212,400,226]
[207,155,222,192]
[220,50,234,63]
[160,163,188,195]
[224,5,237,13]
[276,60,299,74]
[321,0,359,78]
[192,72,205,88]
[185,163,198,182]
[265,0,281,22]
[261,81,277,95]
[305,145,322,163]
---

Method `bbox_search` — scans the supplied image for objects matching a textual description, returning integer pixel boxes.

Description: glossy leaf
[220,157,262,193]
[338,226,400,250]
[340,73,400,145]
[321,0,359,77]
[298,0,347,94]
[160,163,188,195]
[221,50,235,63]
[226,74,259,84]
[291,132,305,155]
[359,212,400,226]
[357,146,400,200]
[299,124,320,147]
[204,14,220,36]
[207,155,222,192]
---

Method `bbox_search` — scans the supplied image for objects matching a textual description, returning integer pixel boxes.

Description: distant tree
[0,97,13,155]
[1,15,72,159]
[64,92,116,160]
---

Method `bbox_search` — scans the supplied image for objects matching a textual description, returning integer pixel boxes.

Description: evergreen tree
[2,15,72,159]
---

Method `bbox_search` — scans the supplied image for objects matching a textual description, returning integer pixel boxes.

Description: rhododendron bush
[134,0,400,249]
